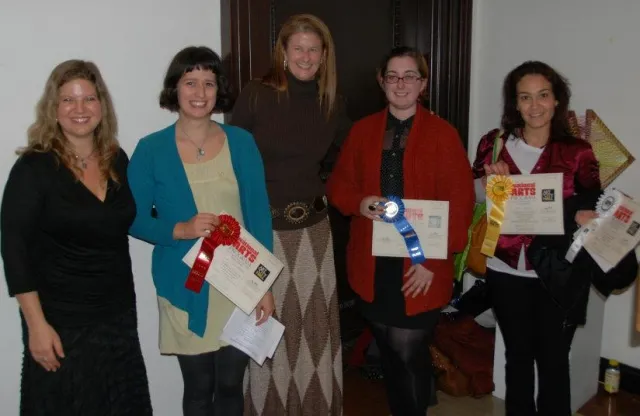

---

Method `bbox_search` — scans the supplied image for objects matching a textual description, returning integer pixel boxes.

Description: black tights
[176,346,249,416]
[369,311,439,416]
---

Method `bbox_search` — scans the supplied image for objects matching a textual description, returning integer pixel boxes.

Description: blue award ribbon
[379,196,427,264]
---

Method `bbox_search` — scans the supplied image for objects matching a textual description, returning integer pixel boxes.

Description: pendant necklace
[179,123,209,160]
[73,149,95,169]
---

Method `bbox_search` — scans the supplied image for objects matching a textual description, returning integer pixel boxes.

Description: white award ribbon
[565,189,624,263]
[565,226,591,263]
[596,189,625,217]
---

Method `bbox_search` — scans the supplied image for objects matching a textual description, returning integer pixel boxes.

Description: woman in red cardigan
[326,46,474,416]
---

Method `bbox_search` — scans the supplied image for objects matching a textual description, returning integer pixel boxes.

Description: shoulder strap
[491,129,504,164]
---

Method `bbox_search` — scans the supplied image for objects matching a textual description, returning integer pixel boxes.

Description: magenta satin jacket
[472,128,601,269]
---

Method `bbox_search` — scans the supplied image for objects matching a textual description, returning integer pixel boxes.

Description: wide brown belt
[270,196,328,225]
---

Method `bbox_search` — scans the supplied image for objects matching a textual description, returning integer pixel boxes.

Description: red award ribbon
[184,214,241,293]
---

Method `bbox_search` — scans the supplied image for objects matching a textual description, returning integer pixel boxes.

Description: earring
[284,59,287,70]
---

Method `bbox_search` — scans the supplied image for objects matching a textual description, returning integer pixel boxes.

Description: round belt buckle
[284,202,310,224]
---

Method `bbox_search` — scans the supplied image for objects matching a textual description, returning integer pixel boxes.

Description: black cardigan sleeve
[1,155,46,296]
[591,251,639,297]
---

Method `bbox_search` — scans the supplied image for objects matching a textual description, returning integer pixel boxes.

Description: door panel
[221,0,473,342]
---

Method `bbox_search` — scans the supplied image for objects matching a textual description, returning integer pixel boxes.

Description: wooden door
[221,0,473,342]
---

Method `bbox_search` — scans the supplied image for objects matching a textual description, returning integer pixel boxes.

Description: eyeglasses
[383,74,422,84]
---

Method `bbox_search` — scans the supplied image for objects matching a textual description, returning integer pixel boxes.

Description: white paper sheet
[219,308,285,366]
[583,191,640,270]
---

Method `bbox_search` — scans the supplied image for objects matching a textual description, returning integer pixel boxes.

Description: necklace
[521,131,548,149]
[179,123,209,160]
[73,149,95,169]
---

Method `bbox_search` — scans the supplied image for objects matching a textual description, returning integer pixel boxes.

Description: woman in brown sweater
[231,14,350,416]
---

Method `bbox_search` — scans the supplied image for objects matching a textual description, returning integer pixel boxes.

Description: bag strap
[453,129,504,280]
[491,130,504,164]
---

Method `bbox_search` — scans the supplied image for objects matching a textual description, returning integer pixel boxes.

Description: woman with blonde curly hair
[1,60,151,415]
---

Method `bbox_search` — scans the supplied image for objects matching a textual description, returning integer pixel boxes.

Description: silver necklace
[179,124,209,160]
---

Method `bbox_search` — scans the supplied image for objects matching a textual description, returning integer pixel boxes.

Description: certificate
[583,189,640,269]
[487,173,564,235]
[183,216,284,315]
[219,308,285,366]
[372,199,449,260]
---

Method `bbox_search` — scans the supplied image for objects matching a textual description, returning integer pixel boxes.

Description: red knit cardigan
[326,106,475,315]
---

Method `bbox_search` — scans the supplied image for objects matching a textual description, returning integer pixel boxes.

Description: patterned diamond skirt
[244,218,343,415]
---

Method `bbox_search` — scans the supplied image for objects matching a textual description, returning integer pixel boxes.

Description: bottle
[604,359,621,394]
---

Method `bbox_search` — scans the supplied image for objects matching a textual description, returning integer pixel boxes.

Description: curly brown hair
[21,60,120,182]
[501,60,572,139]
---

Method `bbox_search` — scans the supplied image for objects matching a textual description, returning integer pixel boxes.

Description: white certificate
[583,189,640,269]
[219,308,285,366]
[487,173,564,235]
[372,199,449,260]
[182,215,284,315]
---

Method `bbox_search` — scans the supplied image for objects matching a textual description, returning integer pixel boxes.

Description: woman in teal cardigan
[127,46,274,416]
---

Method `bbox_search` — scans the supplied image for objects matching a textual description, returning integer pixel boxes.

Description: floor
[343,367,504,416]
[343,368,640,416]
[338,307,640,416]
[579,385,640,416]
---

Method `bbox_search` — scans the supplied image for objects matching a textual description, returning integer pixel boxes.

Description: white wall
[470,0,640,369]
[0,1,222,414]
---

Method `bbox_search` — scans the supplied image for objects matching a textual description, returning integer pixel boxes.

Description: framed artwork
[568,109,635,189]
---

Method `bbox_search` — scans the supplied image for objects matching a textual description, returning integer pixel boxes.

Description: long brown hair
[262,14,338,118]
[21,60,120,182]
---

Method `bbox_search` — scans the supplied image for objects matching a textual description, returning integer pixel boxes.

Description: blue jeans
[176,346,249,416]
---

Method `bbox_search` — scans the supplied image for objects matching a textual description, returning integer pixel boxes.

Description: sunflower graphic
[486,176,513,203]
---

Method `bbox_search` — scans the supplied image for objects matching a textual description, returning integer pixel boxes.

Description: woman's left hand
[575,209,598,226]
[255,292,275,326]
[402,264,434,298]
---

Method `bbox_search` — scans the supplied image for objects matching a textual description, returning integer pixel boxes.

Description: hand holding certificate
[372,198,449,260]
[182,212,284,315]
[219,308,285,366]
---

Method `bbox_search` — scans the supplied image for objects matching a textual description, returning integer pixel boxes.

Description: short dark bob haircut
[159,46,232,113]
[501,60,572,139]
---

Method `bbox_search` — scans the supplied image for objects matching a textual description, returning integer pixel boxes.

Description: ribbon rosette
[480,175,513,257]
[379,196,427,264]
[596,189,623,218]
[184,214,241,293]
